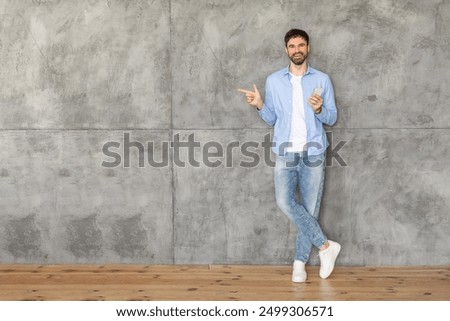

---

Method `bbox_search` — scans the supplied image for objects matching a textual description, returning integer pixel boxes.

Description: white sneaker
[319,240,341,279]
[292,260,307,283]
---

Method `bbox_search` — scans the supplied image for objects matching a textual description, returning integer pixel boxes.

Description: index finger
[237,88,253,95]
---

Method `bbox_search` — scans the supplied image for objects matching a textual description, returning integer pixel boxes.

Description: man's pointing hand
[238,84,263,110]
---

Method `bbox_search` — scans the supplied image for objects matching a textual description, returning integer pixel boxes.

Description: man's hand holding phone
[309,87,323,114]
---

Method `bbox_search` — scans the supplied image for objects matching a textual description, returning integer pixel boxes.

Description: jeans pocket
[303,153,325,168]
[275,153,296,168]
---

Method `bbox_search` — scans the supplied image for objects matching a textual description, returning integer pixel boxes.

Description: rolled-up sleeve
[315,75,337,126]
[258,78,277,126]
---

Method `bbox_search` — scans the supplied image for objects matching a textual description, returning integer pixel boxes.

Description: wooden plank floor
[0,265,449,300]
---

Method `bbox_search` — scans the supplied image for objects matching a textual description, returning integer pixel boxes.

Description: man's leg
[296,152,341,279]
[295,152,326,263]
[274,152,328,263]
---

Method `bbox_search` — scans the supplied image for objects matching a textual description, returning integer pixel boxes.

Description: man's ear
[307,44,310,53]
[285,47,288,55]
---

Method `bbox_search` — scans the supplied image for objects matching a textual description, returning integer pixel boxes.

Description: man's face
[285,37,309,66]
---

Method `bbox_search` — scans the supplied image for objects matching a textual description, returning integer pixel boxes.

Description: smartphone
[312,87,323,96]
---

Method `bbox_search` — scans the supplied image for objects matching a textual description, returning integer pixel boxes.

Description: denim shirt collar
[283,64,315,77]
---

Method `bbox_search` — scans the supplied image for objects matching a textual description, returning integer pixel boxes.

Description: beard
[289,52,308,65]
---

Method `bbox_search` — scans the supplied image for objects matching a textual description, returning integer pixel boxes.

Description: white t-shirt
[286,73,307,152]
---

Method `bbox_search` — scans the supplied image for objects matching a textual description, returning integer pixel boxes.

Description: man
[238,29,340,282]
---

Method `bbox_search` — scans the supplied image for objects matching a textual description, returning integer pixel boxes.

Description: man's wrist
[256,102,263,110]
[315,105,322,114]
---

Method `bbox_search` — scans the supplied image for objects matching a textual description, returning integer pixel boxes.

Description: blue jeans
[274,152,327,263]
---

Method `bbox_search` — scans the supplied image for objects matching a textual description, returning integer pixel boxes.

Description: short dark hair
[284,29,309,47]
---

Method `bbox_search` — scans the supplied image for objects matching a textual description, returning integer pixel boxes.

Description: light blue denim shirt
[258,64,337,156]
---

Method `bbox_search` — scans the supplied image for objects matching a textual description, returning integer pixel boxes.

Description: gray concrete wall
[0,0,449,265]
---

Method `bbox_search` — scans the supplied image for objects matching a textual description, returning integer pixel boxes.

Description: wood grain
[0,265,448,300]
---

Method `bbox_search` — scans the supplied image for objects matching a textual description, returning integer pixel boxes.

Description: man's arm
[238,79,277,127]
[314,76,337,126]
